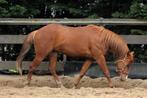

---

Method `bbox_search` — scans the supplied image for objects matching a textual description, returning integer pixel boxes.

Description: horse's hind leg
[48,52,64,88]
[74,59,92,88]
[27,54,45,85]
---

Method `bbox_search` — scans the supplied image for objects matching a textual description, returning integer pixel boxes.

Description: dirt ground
[0,75,147,98]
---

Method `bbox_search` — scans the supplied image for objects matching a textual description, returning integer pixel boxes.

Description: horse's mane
[89,25,129,59]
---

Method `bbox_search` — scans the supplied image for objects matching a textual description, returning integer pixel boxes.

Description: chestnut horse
[16,24,134,88]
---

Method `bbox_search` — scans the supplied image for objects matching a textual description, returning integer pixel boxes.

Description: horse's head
[115,51,134,81]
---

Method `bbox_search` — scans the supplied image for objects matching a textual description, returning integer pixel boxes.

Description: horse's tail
[16,31,37,75]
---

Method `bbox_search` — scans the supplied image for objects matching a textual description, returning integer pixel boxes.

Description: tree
[112,0,147,19]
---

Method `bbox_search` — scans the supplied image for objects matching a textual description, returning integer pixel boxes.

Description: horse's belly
[54,32,93,58]
[64,50,91,58]
[55,45,92,58]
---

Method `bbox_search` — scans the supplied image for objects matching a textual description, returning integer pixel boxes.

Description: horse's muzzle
[120,75,128,81]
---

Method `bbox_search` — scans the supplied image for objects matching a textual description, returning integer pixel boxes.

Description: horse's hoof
[24,81,31,86]
[110,86,114,88]
[60,85,66,89]
[108,83,114,88]
[72,85,79,89]
[72,86,76,89]
[109,85,114,88]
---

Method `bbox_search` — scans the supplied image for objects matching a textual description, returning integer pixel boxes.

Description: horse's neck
[116,48,128,59]
[111,41,129,60]
[103,30,129,60]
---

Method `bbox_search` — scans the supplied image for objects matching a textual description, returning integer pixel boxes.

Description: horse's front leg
[96,55,113,87]
[91,47,113,88]
[48,52,64,88]
[74,59,92,88]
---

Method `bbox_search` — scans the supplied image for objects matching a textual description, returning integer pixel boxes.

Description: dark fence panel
[0,35,147,44]
[0,61,147,79]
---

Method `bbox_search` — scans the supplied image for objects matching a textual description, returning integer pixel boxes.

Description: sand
[0,75,147,98]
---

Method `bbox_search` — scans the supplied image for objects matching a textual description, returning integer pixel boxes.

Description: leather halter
[115,58,127,65]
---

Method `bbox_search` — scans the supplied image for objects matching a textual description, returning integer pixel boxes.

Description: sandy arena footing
[0,75,147,98]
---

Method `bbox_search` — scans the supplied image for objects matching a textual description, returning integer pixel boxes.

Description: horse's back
[34,24,105,57]
[52,25,95,57]
[44,24,100,57]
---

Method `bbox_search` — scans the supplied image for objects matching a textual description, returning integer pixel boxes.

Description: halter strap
[115,57,127,65]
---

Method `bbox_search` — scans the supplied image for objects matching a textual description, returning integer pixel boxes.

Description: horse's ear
[127,51,134,63]
[130,51,134,55]
[127,51,134,57]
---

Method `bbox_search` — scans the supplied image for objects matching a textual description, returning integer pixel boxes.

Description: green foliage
[112,12,127,18]
[0,1,27,17]
[88,14,100,18]
[0,0,7,4]
[112,0,147,19]
[9,5,27,17]
[46,2,88,18]
[68,7,85,17]
[25,8,40,18]
[130,29,147,35]
[0,7,9,17]
[0,0,146,19]
[129,2,147,18]
[0,0,8,17]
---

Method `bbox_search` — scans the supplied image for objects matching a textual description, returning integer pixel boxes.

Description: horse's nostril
[120,78,126,81]
[120,75,128,81]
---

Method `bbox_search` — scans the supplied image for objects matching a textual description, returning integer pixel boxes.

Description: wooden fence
[0,18,147,25]
[0,18,147,71]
